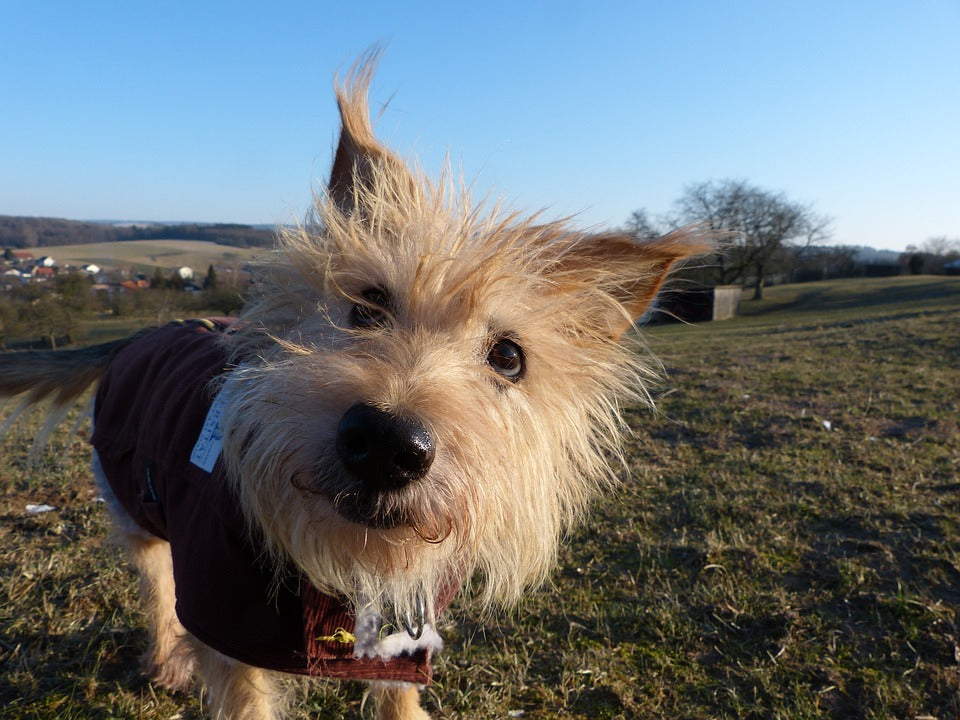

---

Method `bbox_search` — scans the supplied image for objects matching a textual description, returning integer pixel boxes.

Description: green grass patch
[2,276,959,718]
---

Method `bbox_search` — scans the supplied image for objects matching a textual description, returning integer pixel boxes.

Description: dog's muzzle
[335,402,436,494]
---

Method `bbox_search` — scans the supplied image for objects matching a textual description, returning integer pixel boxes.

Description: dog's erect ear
[549,228,712,340]
[329,52,416,215]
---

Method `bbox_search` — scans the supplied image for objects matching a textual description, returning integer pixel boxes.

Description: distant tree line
[0,215,276,249]
[627,179,958,299]
[902,237,960,275]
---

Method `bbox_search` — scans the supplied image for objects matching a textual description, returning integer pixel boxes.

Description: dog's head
[220,55,709,617]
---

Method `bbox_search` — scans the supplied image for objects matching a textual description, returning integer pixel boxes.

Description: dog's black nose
[335,403,436,491]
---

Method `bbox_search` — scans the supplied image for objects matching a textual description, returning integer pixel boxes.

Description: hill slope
[0,215,275,249]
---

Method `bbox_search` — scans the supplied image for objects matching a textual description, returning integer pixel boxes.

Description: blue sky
[1,1,957,252]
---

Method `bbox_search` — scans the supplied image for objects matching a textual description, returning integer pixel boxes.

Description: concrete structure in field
[649,285,742,324]
[711,286,741,320]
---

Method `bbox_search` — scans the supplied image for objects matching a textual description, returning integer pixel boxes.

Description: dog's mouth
[332,492,411,530]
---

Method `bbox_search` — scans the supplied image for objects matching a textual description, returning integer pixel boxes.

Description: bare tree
[670,179,830,299]
[903,236,960,274]
[623,209,662,241]
[921,236,960,257]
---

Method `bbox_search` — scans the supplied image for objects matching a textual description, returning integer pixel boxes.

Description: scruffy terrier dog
[0,57,706,719]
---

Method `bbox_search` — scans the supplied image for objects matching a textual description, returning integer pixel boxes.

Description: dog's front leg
[191,638,281,720]
[370,682,431,720]
[124,531,196,691]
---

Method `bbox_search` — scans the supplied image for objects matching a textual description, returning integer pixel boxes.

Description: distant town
[2,247,238,293]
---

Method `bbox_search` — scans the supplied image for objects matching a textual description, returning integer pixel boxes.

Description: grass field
[1,276,958,719]
[42,239,260,275]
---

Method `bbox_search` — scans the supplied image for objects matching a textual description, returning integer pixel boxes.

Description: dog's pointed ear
[548,228,713,340]
[329,52,415,215]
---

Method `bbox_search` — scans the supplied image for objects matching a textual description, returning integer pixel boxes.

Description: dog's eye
[350,288,390,329]
[487,338,524,382]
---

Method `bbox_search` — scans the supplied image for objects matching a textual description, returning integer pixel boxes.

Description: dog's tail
[0,331,147,447]
[0,335,139,406]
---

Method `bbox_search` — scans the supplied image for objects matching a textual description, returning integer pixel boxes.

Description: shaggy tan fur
[0,53,709,720]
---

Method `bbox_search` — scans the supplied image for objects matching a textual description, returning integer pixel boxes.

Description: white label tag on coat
[190,387,231,472]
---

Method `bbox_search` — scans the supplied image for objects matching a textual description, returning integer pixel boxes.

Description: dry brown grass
[2,275,959,719]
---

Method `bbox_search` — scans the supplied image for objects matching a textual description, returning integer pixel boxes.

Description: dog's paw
[371,683,433,720]
[142,646,196,693]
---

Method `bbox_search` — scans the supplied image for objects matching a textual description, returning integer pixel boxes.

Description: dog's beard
[223,425,467,619]
[271,490,462,625]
